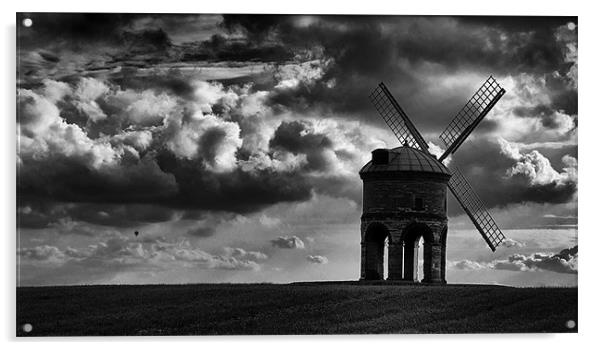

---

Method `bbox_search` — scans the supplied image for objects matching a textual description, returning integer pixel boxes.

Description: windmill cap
[359,146,450,176]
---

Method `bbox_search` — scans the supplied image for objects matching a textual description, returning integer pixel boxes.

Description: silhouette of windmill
[359,76,506,282]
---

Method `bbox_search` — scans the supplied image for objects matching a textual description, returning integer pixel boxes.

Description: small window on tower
[414,197,424,211]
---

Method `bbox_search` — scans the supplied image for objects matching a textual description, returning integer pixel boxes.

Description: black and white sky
[16,14,577,286]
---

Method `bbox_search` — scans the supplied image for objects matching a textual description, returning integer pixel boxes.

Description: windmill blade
[447,165,506,251]
[438,76,505,162]
[369,82,430,152]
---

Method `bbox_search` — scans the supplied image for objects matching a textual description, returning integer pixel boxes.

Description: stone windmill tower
[360,76,507,283]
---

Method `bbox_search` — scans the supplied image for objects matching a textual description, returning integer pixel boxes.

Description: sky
[16,14,577,286]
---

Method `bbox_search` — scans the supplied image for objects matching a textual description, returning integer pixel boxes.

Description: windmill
[359,76,506,282]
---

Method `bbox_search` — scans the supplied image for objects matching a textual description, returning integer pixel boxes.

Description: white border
[2,0,598,348]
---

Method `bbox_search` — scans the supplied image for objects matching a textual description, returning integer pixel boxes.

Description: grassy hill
[16,282,577,336]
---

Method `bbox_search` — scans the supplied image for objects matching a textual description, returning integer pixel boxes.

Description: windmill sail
[368,78,507,252]
[369,82,430,151]
[438,76,505,162]
[447,165,506,251]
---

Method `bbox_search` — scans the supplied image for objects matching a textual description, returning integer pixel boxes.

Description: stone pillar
[363,241,384,280]
[387,242,403,280]
[425,244,443,283]
[403,241,419,281]
[360,241,367,280]
[441,248,447,284]
[440,227,448,284]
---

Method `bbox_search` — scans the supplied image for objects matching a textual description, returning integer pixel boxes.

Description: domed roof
[359,146,450,176]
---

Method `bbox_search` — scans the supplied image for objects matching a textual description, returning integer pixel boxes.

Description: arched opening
[416,236,424,281]
[402,223,434,283]
[363,222,390,280]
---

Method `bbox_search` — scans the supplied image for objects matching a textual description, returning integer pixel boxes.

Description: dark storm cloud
[17,73,370,229]
[17,201,178,229]
[219,15,577,132]
[18,155,178,204]
[447,138,577,215]
[66,203,178,228]
[17,13,141,46]
[17,204,56,229]
[18,150,314,218]
[16,14,577,230]
[271,120,332,153]
[270,120,334,172]
[112,68,196,98]
[182,34,294,63]
[155,151,312,212]
[18,14,577,138]
[511,104,574,132]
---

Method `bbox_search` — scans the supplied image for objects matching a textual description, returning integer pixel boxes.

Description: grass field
[16,282,577,336]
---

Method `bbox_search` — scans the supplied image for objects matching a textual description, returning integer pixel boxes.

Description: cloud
[18,16,578,220]
[18,245,65,263]
[306,255,328,264]
[18,238,271,284]
[223,247,268,261]
[445,137,577,215]
[500,138,577,187]
[108,89,178,126]
[492,248,578,274]
[448,245,578,275]
[448,259,489,271]
[18,87,119,169]
[165,112,243,172]
[270,236,305,249]
[501,238,526,248]
[18,73,385,220]
[16,15,579,287]
[185,226,216,238]
[274,59,332,90]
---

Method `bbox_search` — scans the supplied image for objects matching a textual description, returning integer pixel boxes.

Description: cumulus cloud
[448,259,489,271]
[18,72,382,218]
[444,138,576,215]
[165,111,243,172]
[449,245,578,275]
[274,59,332,90]
[487,73,577,144]
[270,236,305,249]
[18,238,270,282]
[18,16,579,221]
[501,238,526,248]
[18,87,119,169]
[108,88,177,125]
[18,245,65,263]
[223,247,268,261]
[16,14,579,286]
[492,247,578,275]
[172,245,267,271]
[306,255,328,264]
[499,138,577,187]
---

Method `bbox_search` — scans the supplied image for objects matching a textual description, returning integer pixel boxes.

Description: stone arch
[402,222,435,282]
[362,222,391,280]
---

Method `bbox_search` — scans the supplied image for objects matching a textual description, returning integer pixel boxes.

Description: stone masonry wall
[360,173,449,283]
